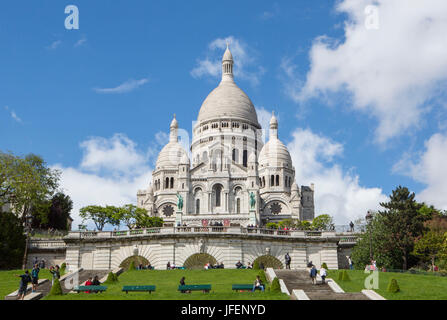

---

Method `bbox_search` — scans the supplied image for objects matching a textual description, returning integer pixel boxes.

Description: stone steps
[275,270,369,300]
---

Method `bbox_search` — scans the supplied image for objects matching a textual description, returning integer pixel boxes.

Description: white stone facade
[137,45,315,227]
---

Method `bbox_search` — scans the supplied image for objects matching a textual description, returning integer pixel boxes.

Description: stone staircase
[275,270,369,300]
[23,269,110,299]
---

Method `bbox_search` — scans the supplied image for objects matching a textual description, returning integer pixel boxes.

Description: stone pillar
[175,211,182,226]
[249,209,257,226]
[65,245,80,272]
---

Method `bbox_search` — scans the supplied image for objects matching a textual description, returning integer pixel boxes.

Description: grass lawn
[0,268,65,299]
[328,270,447,300]
[44,269,289,300]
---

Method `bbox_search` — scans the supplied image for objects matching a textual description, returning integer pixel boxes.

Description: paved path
[275,270,369,300]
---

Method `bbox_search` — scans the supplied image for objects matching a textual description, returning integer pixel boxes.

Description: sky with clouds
[1,0,447,229]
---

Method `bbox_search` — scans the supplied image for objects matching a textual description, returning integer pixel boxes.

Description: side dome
[197,81,260,127]
[156,142,188,169]
[258,138,292,168]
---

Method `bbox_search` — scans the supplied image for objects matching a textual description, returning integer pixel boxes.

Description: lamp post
[21,209,33,270]
[365,210,373,262]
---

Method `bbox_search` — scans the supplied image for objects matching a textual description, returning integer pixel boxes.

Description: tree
[311,214,334,231]
[0,152,60,222]
[378,186,427,270]
[79,205,117,231]
[413,231,447,271]
[0,211,26,269]
[31,192,73,230]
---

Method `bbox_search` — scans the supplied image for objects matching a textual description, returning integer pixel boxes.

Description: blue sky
[2,0,447,228]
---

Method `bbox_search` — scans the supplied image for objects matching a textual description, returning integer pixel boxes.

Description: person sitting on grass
[252,276,264,292]
[167,261,171,270]
[247,262,253,269]
[147,262,153,270]
[236,261,244,269]
[16,270,31,300]
[31,264,40,293]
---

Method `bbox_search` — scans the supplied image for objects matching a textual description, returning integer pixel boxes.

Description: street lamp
[365,210,373,262]
[21,210,33,270]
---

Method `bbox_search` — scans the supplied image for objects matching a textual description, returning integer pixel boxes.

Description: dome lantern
[170,114,178,142]
[221,41,234,83]
[269,111,278,140]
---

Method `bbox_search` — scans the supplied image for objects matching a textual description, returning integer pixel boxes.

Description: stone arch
[253,255,284,269]
[119,255,149,270]
[183,253,217,270]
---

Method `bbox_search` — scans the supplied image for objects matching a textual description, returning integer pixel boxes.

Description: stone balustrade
[63,227,340,240]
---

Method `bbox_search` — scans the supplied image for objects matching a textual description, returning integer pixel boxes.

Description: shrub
[105,272,118,284]
[49,278,63,296]
[271,277,281,293]
[321,262,328,269]
[387,279,400,293]
[258,271,267,284]
[338,271,343,281]
[253,260,260,270]
[338,270,350,281]
[60,262,66,272]
[128,261,136,271]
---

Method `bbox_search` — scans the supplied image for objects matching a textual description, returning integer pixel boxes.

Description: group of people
[15,263,61,300]
[32,257,46,270]
[309,264,327,285]
[178,275,265,293]
[137,263,154,270]
[84,276,101,293]
[204,262,224,269]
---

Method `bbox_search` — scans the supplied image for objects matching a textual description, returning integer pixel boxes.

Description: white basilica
[137,45,315,227]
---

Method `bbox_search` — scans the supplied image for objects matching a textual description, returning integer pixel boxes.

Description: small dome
[170,114,178,129]
[156,142,188,169]
[223,46,233,61]
[180,153,190,164]
[291,183,299,192]
[258,138,292,168]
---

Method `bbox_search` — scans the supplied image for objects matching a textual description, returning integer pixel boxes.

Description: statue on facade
[249,192,256,210]
[176,193,183,211]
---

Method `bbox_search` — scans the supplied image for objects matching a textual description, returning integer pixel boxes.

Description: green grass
[328,269,447,300]
[44,269,289,300]
[0,268,65,299]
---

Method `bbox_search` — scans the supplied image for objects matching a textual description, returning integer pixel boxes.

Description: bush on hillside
[253,260,260,270]
[49,278,63,296]
[342,270,351,281]
[321,262,328,269]
[387,279,400,293]
[271,277,281,293]
[60,262,66,272]
[105,271,118,284]
[258,270,267,284]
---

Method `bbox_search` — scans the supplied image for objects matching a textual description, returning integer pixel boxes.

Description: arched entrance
[119,255,149,270]
[253,255,284,269]
[183,253,217,270]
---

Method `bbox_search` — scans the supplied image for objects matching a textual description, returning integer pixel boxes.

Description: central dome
[196,44,260,128]
[197,81,260,126]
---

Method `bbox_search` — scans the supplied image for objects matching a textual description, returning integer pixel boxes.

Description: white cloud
[53,134,155,230]
[94,78,149,94]
[4,106,23,123]
[285,0,447,144]
[393,132,447,210]
[191,36,265,86]
[74,36,87,47]
[287,128,387,224]
[47,40,62,50]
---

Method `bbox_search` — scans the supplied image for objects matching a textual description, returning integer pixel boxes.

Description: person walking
[348,256,354,270]
[252,275,265,292]
[310,265,317,285]
[31,264,40,293]
[320,265,327,284]
[16,270,31,300]
[285,253,291,269]
[349,221,354,232]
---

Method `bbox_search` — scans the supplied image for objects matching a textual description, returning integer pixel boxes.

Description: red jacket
[85,280,93,293]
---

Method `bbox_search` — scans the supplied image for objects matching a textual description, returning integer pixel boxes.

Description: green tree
[413,231,447,271]
[378,186,427,270]
[32,192,73,230]
[0,211,26,269]
[0,152,60,222]
[311,214,334,231]
[79,205,117,231]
